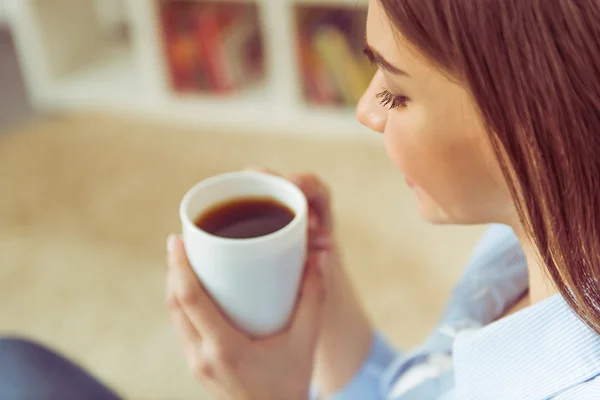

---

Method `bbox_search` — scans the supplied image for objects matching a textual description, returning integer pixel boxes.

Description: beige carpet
[0,113,485,399]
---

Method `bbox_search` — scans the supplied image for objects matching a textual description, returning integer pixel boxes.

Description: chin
[413,187,502,226]
[414,188,458,225]
[417,201,489,226]
[415,196,449,224]
[417,204,453,225]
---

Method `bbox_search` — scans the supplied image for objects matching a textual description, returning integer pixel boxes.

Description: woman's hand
[166,235,326,400]
[248,170,374,397]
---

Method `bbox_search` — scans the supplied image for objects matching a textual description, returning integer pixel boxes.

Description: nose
[356,70,387,134]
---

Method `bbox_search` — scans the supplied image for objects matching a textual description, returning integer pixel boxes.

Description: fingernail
[167,234,176,253]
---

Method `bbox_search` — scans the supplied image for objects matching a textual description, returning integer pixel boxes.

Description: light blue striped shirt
[311,224,600,399]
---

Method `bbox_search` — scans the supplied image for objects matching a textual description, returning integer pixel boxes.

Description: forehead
[366,0,453,84]
[366,0,414,67]
[366,0,394,46]
[365,0,476,118]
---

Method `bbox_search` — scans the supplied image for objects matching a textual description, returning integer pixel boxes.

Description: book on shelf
[160,1,265,95]
[195,5,235,93]
[222,11,264,88]
[297,14,375,107]
[298,35,340,105]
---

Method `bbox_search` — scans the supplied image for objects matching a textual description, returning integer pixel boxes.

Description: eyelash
[377,89,409,110]
[362,47,410,110]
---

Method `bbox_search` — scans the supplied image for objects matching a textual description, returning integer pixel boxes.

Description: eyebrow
[363,42,410,76]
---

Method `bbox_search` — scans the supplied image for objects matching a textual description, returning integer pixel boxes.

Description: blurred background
[0,1,484,399]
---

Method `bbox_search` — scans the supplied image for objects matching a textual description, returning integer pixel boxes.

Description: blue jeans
[0,337,121,400]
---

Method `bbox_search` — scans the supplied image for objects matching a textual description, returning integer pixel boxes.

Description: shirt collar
[453,294,600,399]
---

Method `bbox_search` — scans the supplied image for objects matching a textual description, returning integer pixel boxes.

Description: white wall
[93,0,127,34]
[0,0,13,28]
[0,2,7,27]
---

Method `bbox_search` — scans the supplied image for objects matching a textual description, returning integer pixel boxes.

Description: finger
[167,237,201,347]
[288,253,326,347]
[290,174,333,231]
[308,208,320,232]
[167,235,237,341]
[309,229,334,251]
[167,292,201,351]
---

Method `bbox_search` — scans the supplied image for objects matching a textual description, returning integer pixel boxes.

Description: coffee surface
[195,197,295,239]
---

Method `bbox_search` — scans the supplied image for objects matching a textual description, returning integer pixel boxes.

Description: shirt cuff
[310,332,398,400]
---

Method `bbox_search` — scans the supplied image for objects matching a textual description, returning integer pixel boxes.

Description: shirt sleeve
[554,374,600,399]
[310,333,399,400]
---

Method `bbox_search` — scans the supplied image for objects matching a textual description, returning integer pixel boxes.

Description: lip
[180,171,308,246]
[405,177,416,188]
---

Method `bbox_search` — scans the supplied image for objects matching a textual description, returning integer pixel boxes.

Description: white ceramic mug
[179,171,308,337]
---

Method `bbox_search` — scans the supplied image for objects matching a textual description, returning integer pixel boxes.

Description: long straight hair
[379,0,600,331]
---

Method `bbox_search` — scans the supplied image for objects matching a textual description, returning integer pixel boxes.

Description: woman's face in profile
[357,0,515,226]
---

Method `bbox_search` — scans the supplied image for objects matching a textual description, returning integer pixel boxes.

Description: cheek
[383,107,512,223]
[383,107,429,180]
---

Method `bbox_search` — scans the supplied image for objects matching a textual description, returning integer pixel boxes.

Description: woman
[4,0,600,398]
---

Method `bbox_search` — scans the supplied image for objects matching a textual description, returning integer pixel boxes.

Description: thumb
[289,252,327,346]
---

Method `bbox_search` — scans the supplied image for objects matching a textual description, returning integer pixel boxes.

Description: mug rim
[179,171,308,245]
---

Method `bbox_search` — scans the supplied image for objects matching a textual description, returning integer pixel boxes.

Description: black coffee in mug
[195,197,295,239]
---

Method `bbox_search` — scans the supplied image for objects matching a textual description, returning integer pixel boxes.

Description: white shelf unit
[9,0,371,136]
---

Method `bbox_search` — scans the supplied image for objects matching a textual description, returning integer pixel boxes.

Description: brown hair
[378,0,600,331]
